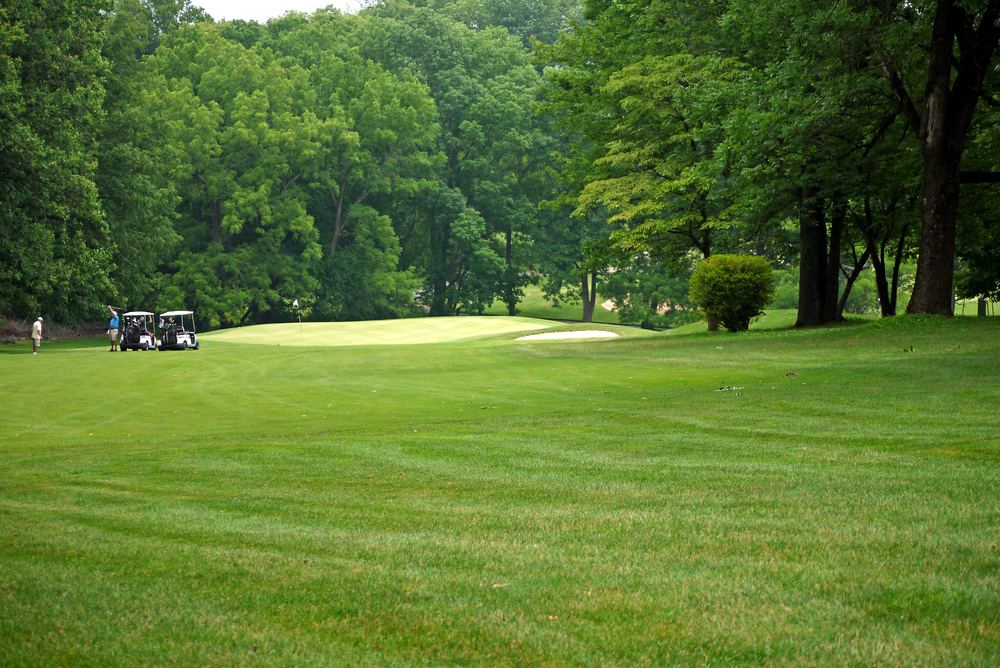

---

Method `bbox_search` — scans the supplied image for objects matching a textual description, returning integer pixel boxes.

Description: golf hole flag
[293,299,299,308]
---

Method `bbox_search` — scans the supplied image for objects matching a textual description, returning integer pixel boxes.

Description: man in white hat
[31,317,42,354]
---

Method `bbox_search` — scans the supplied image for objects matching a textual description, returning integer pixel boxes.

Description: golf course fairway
[1,313,998,667]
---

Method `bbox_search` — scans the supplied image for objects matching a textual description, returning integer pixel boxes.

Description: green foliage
[99,0,181,311]
[143,24,323,326]
[436,0,582,46]
[770,269,799,310]
[956,248,1000,302]
[956,186,1000,302]
[539,0,736,262]
[354,4,548,314]
[689,254,776,332]
[14,0,997,329]
[0,0,114,321]
[313,205,424,321]
[599,255,699,329]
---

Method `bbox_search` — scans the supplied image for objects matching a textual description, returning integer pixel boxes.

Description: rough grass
[1,315,998,667]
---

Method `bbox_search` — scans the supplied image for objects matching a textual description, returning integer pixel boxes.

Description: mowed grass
[206,316,559,346]
[1,315,998,667]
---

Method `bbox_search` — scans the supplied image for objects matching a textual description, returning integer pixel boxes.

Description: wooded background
[3,0,999,329]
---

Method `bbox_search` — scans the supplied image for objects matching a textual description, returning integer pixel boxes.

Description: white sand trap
[516,330,620,341]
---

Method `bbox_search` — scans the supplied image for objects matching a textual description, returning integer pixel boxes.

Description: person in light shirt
[31,317,42,354]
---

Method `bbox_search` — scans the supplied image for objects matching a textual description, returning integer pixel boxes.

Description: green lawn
[1,315,998,667]
[955,298,999,317]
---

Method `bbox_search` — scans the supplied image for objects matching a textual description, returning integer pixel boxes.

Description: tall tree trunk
[875,0,1000,315]
[871,242,895,317]
[581,270,597,323]
[908,150,962,314]
[505,229,517,316]
[796,185,828,327]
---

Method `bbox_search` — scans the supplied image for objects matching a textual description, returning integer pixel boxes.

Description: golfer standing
[31,317,42,354]
[108,305,119,352]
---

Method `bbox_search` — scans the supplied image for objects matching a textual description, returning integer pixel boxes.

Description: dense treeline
[541,0,1000,324]
[3,0,999,329]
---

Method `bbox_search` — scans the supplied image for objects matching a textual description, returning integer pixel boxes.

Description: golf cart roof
[123,311,154,316]
[160,310,194,317]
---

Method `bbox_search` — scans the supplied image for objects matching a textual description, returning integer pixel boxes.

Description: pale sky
[196,0,367,24]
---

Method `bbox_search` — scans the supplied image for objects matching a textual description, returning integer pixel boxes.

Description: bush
[689,255,776,332]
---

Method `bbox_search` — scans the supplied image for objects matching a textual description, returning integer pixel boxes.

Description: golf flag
[293,299,299,308]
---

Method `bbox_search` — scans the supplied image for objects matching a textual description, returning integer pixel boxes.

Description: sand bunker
[516,330,620,341]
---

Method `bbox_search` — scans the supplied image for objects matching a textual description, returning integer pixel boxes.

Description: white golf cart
[119,311,157,351]
[157,310,199,351]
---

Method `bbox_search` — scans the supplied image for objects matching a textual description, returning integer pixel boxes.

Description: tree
[869,0,1000,315]
[417,185,506,314]
[144,24,322,327]
[314,205,423,320]
[575,53,740,260]
[226,9,441,321]
[0,0,114,321]
[850,160,920,317]
[719,0,938,325]
[355,3,544,314]
[439,0,583,46]
[955,180,1000,302]
[538,0,740,321]
[99,0,181,310]
[532,204,610,323]
[599,251,700,329]
[304,53,439,260]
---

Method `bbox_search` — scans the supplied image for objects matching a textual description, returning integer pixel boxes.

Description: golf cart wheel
[181,341,188,350]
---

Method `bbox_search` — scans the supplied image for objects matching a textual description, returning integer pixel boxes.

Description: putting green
[199,316,557,346]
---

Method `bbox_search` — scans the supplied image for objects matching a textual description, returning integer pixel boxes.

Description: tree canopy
[4,0,1000,327]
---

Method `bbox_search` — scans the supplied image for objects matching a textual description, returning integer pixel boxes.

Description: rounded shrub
[688,254,776,332]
